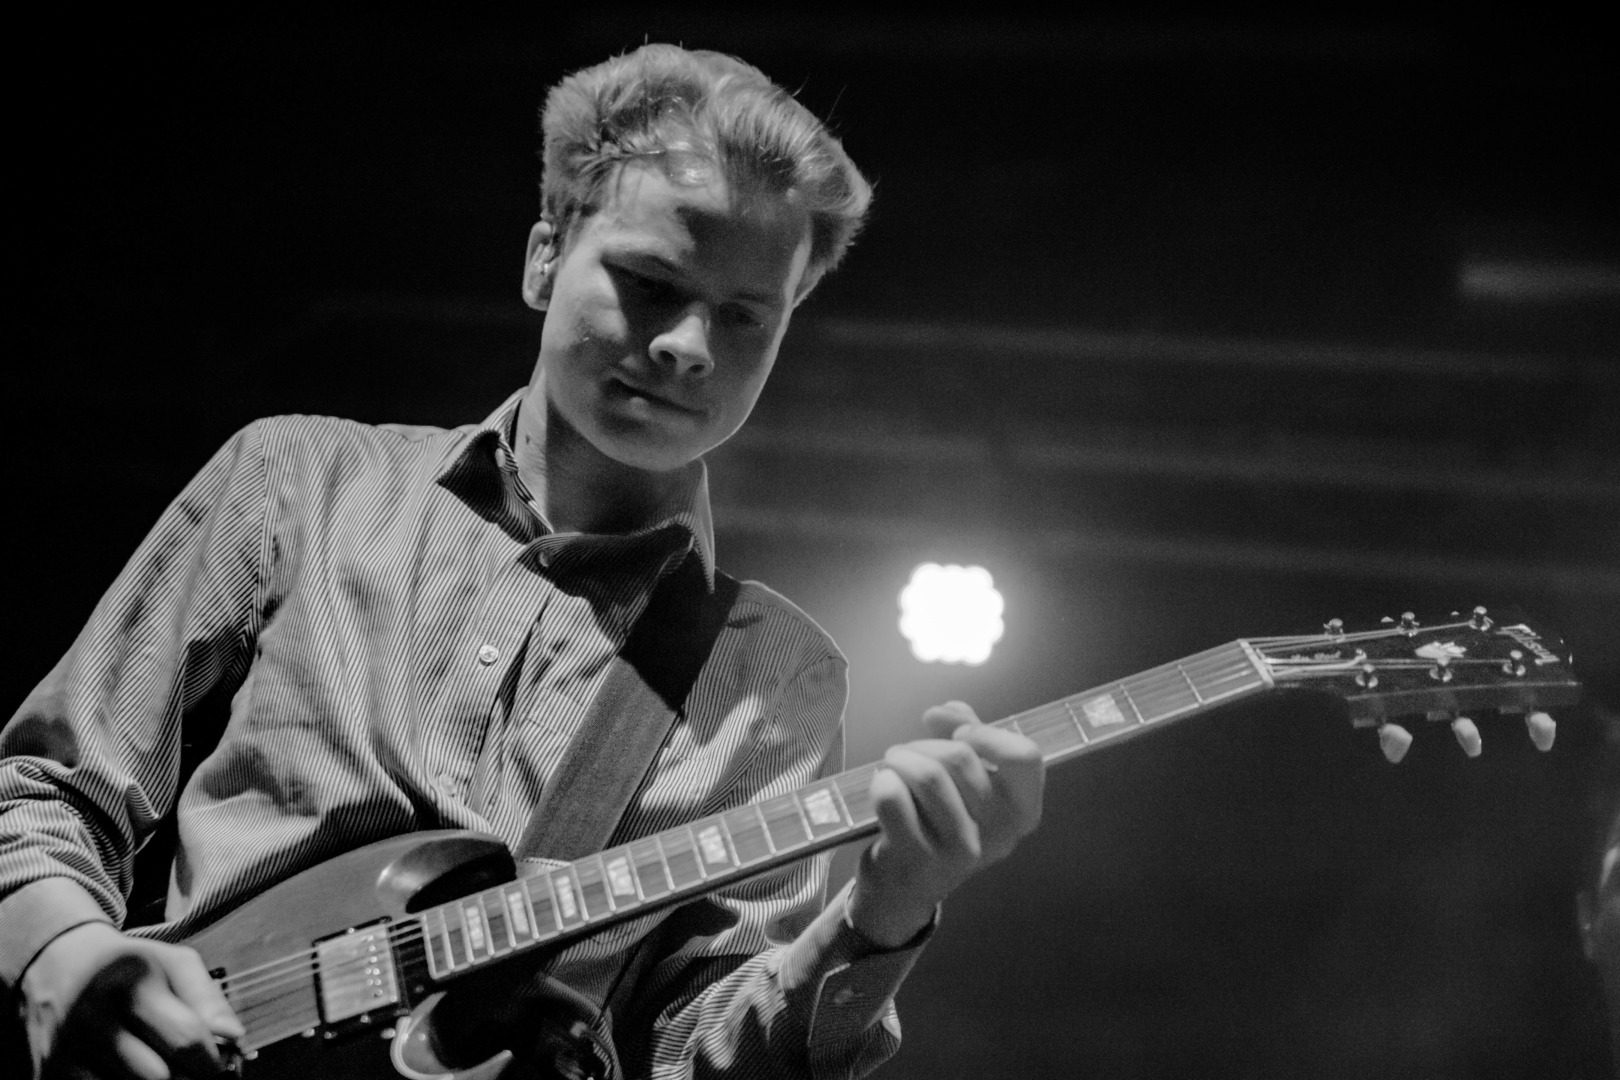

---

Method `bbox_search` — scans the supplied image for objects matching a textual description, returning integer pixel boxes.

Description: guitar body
[183,835,592,1080]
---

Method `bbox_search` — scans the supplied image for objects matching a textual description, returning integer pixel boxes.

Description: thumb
[154,944,244,1039]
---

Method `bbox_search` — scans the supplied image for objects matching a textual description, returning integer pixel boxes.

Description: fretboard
[416,640,1271,982]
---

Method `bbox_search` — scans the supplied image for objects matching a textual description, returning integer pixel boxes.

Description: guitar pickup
[315,920,401,1024]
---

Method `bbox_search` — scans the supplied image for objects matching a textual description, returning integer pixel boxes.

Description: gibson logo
[1415,641,1467,662]
[1498,623,1561,666]
[1281,651,1345,663]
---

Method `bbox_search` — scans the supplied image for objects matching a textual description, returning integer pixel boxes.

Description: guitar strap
[513,550,741,863]
[506,550,739,1079]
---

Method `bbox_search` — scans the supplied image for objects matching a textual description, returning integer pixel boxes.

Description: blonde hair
[541,44,872,291]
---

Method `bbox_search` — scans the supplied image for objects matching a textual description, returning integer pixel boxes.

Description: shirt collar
[436,387,718,589]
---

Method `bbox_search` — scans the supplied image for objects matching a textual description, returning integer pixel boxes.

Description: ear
[521,219,558,311]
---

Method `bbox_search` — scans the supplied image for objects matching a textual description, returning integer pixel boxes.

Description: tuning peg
[1525,711,1557,752]
[1470,605,1491,629]
[1500,649,1527,677]
[1324,617,1345,638]
[1451,716,1482,758]
[1354,663,1378,688]
[1399,612,1419,634]
[1378,723,1414,764]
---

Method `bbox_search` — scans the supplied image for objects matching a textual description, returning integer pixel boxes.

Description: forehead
[588,160,811,271]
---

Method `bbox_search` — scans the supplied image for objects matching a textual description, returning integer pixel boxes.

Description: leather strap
[513,553,741,862]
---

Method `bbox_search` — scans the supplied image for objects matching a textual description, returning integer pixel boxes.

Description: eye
[720,304,767,330]
[617,266,678,303]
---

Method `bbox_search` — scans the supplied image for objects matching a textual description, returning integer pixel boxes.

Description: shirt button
[831,986,859,1005]
[476,644,501,665]
[437,773,462,798]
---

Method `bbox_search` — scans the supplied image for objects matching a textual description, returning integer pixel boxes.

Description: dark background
[12,8,1618,1078]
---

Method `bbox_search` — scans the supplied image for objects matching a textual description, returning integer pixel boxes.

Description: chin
[598,433,707,474]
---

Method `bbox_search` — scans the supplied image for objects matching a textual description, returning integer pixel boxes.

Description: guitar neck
[414,640,1271,982]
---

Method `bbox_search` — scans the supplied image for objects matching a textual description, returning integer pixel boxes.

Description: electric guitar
[9,608,1582,1078]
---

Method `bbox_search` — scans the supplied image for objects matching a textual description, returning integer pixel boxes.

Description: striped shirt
[0,388,922,1079]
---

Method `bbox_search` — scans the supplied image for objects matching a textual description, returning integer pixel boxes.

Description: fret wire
[713,813,740,867]
[637,835,673,897]
[536,867,568,931]
[1175,662,1205,703]
[1059,699,1086,739]
[828,772,855,824]
[1122,650,1252,716]
[752,803,776,855]
[1116,681,1147,723]
[482,887,510,955]
[788,789,816,843]
[603,848,640,907]
[761,793,810,851]
[667,825,706,885]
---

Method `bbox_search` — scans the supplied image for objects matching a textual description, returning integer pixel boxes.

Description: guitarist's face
[526,160,813,474]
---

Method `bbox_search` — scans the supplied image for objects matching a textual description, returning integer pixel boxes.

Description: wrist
[844,860,940,951]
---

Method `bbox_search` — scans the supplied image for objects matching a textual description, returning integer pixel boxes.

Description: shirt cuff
[0,877,116,989]
[778,877,938,1051]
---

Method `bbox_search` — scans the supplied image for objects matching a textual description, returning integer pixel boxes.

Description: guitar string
[212,761,893,1003]
[223,655,1258,995]
[214,650,1268,1013]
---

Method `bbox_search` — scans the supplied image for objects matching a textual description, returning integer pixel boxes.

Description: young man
[0,44,1044,1079]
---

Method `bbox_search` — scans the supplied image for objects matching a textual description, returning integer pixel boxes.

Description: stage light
[898,563,1005,665]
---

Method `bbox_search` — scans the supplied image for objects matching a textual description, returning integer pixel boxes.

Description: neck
[513,382,695,536]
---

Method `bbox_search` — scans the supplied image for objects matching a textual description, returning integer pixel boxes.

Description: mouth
[608,376,703,417]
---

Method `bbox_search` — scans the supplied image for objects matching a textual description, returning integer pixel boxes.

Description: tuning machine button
[1377,723,1413,764]
[1525,711,1557,752]
[1399,612,1419,635]
[1450,716,1482,758]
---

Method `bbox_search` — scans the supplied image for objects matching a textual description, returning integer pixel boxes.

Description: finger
[112,1028,172,1080]
[951,724,1044,815]
[157,946,243,1040]
[127,978,223,1078]
[882,745,982,855]
[921,700,980,739]
[951,721,1040,769]
[869,764,928,857]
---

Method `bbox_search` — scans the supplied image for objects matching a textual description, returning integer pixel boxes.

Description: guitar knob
[1378,723,1413,764]
[1451,716,1482,758]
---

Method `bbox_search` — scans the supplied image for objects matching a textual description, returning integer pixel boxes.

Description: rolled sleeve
[0,424,270,986]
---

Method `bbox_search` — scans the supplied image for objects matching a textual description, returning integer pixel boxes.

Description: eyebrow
[621,251,785,310]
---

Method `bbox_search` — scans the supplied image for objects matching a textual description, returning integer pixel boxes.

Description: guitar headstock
[1249,607,1580,762]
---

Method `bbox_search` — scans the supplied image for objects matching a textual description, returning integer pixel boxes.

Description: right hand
[20,921,243,1079]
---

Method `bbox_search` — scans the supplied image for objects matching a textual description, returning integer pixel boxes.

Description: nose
[649,306,713,377]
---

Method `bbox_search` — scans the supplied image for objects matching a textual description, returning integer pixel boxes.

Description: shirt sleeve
[0,424,271,988]
[611,655,934,1080]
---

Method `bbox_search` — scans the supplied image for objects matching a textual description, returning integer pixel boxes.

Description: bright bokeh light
[898,563,1005,665]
